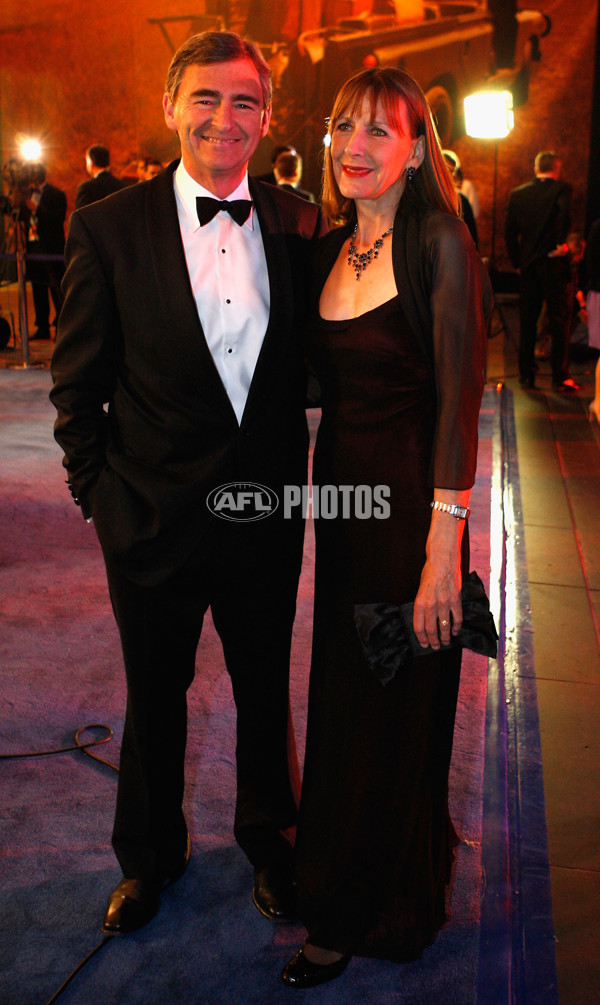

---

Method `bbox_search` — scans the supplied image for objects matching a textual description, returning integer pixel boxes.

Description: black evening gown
[295,294,466,962]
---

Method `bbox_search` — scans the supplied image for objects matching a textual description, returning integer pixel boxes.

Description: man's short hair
[274,152,300,181]
[535,150,560,175]
[165,30,272,110]
[270,144,296,165]
[87,145,110,169]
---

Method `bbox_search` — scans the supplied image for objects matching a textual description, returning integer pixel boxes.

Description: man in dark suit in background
[254,143,297,186]
[504,150,575,392]
[26,164,66,339]
[74,144,124,209]
[50,30,325,938]
[273,151,316,203]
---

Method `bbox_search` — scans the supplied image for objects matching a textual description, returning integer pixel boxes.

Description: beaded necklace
[347,223,394,281]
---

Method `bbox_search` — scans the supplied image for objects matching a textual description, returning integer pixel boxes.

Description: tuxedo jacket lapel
[145,162,238,424]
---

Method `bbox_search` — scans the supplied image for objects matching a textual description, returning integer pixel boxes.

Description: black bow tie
[196,196,253,227]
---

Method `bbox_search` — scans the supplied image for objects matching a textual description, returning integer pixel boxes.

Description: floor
[2,283,599,1003]
[486,300,600,1005]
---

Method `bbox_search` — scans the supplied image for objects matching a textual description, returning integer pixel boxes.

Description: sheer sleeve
[425,214,491,489]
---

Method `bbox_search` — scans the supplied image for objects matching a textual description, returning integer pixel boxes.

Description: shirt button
[221,248,226,254]
[225,299,231,304]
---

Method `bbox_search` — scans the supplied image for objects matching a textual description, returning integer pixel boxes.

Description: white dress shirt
[173,161,270,424]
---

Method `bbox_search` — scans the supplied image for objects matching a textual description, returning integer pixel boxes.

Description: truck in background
[151,0,551,188]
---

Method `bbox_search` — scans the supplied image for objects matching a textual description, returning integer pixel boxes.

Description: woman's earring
[406,165,416,183]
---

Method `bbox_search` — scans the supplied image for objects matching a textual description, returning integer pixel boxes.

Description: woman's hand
[412,491,469,650]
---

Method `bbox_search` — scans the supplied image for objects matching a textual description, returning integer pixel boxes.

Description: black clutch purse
[353,570,498,686]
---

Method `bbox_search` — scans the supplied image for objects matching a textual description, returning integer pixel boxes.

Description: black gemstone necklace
[347,222,394,281]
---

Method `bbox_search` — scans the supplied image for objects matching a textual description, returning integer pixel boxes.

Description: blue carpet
[0,372,551,1004]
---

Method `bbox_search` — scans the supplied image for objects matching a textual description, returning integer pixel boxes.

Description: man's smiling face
[163,58,271,197]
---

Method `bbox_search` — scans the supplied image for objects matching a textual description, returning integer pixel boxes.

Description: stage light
[19,138,43,162]
[464,91,514,139]
[464,90,514,265]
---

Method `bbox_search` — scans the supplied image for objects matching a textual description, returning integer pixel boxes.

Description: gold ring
[440,619,450,627]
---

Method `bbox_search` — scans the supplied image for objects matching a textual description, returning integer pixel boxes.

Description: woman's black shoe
[281,948,351,988]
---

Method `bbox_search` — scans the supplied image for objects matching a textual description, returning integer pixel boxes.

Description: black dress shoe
[252,864,296,922]
[102,832,192,935]
[281,948,351,988]
[101,878,160,935]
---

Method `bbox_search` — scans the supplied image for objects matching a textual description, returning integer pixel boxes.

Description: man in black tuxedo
[74,144,125,209]
[26,164,66,339]
[504,150,575,391]
[50,31,325,936]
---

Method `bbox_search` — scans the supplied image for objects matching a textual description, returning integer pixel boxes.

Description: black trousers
[27,248,64,333]
[518,257,572,385]
[104,517,304,882]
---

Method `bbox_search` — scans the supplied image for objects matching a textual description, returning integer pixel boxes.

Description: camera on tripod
[0,158,43,217]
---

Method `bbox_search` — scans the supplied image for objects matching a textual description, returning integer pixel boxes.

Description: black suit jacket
[35,182,67,253]
[504,176,572,271]
[51,161,326,583]
[74,170,125,210]
[278,182,316,203]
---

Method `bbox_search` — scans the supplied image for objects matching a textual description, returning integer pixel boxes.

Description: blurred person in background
[586,218,600,355]
[273,151,315,202]
[504,150,576,392]
[442,150,478,248]
[75,144,125,209]
[144,158,164,180]
[254,143,297,186]
[26,163,66,340]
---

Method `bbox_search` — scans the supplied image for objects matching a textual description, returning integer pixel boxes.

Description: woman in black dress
[281,67,492,989]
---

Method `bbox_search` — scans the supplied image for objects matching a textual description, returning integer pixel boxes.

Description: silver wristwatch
[430,500,470,520]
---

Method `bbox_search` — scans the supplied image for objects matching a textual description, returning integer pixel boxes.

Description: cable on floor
[1,724,120,1001]
[44,935,114,1005]
[0,723,118,771]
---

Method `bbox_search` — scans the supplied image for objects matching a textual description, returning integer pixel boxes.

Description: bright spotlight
[464,91,514,139]
[463,90,514,266]
[20,138,43,162]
